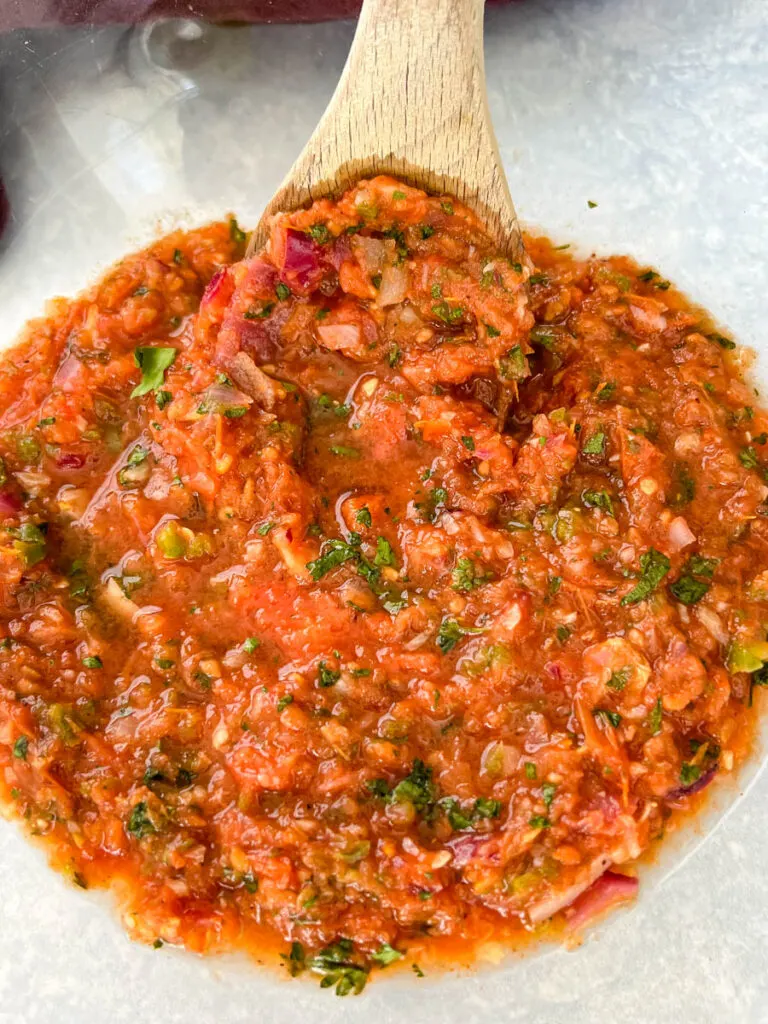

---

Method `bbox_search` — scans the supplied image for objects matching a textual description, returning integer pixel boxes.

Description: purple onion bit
[667,763,718,802]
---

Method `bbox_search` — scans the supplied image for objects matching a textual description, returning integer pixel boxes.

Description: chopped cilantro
[679,762,701,787]
[687,555,718,578]
[275,281,291,301]
[451,557,491,592]
[441,797,473,831]
[485,323,501,338]
[281,941,306,977]
[529,815,550,829]
[461,435,476,451]
[392,759,436,812]
[13,736,28,760]
[739,446,760,470]
[388,343,402,367]
[276,695,293,713]
[596,381,616,402]
[243,637,260,653]
[582,489,614,516]
[126,801,155,838]
[499,345,527,381]
[582,431,606,456]
[308,223,331,244]
[474,797,501,818]
[593,708,622,728]
[606,667,630,691]
[670,575,709,605]
[243,302,274,320]
[436,618,464,654]
[432,300,465,324]
[709,332,735,350]
[229,217,247,244]
[82,656,103,669]
[307,940,369,996]
[524,762,537,780]
[371,943,403,967]
[329,445,360,458]
[131,347,177,399]
[621,548,670,606]
[356,507,372,528]
[318,661,341,688]
[374,536,397,567]
[542,782,557,809]
[366,778,390,798]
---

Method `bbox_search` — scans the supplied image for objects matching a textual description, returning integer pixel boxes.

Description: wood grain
[250,0,525,260]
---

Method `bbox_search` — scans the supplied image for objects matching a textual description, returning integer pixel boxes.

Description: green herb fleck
[583,431,606,456]
[374,536,397,567]
[593,708,622,728]
[607,668,630,692]
[621,548,670,606]
[131,347,177,398]
[229,218,247,244]
[679,762,701,787]
[582,489,614,516]
[451,557,491,592]
[318,661,341,688]
[372,942,404,967]
[126,801,155,838]
[596,381,616,402]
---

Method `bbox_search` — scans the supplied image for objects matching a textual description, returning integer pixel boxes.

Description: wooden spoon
[248,0,525,263]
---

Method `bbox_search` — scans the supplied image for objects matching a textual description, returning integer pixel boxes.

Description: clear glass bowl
[1,4,767,1022]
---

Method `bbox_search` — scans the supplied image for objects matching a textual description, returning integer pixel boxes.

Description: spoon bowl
[249,0,525,262]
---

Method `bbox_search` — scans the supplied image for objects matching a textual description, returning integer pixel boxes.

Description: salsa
[1,176,767,991]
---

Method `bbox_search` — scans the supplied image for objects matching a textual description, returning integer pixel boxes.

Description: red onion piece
[245,258,277,294]
[283,229,321,274]
[564,870,639,933]
[448,833,497,867]
[200,267,234,314]
[329,235,352,270]
[0,490,22,514]
[56,452,85,470]
[282,229,324,290]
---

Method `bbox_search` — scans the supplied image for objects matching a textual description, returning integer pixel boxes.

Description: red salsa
[1,177,766,991]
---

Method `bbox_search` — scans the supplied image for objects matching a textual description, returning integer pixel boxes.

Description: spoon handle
[255,0,523,257]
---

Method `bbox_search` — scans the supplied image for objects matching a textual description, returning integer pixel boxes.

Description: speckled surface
[1,1,767,1021]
